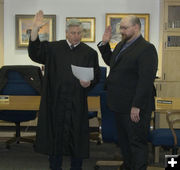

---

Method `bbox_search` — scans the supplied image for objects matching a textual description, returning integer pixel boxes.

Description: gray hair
[66,19,82,32]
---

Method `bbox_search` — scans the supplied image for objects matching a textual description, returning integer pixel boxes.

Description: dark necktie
[70,45,74,50]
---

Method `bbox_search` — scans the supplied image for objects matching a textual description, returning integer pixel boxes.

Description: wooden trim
[0,0,4,66]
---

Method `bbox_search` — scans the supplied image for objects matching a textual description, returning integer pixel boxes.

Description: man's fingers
[42,20,49,26]
[131,114,140,123]
[105,26,111,33]
[37,10,43,18]
[130,107,140,123]
[33,10,48,29]
[80,80,91,88]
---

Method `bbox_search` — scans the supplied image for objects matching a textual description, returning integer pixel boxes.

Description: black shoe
[50,168,62,170]
[119,163,131,170]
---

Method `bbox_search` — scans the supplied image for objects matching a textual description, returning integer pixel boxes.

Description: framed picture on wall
[15,14,56,49]
[106,13,149,49]
[66,17,95,42]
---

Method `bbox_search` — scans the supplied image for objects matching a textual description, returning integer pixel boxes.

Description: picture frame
[15,14,56,49]
[106,13,149,49]
[66,17,95,42]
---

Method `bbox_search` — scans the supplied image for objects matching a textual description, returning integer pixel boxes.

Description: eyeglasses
[70,31,82,35]
[120,25,133,30]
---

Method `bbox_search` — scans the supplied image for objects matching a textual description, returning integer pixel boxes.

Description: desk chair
[95,91,122,170]
[0,65,42,149]
[88,67,106,144]
[148,111,180,163]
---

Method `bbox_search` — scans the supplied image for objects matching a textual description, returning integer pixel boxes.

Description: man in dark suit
[97,15,158,170]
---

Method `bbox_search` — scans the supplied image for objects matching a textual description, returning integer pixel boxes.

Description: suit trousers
[114,110,152,170]
[49,155,83,170]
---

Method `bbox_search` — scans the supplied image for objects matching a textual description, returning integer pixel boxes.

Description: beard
[121,31,135,42]
[121,34,132,42]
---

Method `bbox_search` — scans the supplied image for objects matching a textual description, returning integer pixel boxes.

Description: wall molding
[0,0,4,66]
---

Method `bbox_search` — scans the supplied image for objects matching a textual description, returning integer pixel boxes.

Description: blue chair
[0,65,42,149]
[100,91,118,143]
[94,90,120,170]
[148,111,180,163]
[88,67,107,144]
[88,67,107,96]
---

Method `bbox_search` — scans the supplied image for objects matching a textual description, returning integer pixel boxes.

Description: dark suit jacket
[98,35,158,114]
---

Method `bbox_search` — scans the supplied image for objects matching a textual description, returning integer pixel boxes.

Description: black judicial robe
[28,37,100,158]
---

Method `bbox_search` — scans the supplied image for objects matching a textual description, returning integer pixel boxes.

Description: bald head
[120,15,141,42]
[121,15,141,30]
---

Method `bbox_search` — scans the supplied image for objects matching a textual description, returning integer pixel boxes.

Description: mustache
[121,34,126,41]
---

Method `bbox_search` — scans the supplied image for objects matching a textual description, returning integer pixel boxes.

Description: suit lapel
[111,36,143,69]
[111,41,125,65]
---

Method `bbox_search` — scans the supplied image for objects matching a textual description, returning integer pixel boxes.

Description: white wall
[4,0,160,68]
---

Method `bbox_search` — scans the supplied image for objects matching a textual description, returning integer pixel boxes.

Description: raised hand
[102,26,112,44]
[31,10,47,41]
[32,10,47,30]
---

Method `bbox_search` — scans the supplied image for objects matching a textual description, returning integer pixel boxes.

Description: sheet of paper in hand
[71,65,94,81]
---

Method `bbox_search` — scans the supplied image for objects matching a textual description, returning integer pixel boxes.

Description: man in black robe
[28,10,100,170]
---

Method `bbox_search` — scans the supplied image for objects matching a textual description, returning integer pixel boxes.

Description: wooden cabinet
[162,0,180,82]
[162,50,180,81]
[156,0,180,131]
[156,0,180,98]
[155,81,180,97]
[164,0,180,31]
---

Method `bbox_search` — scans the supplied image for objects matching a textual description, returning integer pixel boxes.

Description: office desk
[154,97,180,163]
[0,95,101,140]
[156,97,180,112]
[1,95,179,118]
[155,97,180,128]
[0,95,100,112]
[0,96,41,110]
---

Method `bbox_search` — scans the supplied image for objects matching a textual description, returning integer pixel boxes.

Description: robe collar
[66,39,80,48]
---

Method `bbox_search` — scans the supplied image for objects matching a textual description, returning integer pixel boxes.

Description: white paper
[71,65,94,81]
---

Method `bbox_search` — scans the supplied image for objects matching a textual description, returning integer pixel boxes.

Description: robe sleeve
[28,36,50,65]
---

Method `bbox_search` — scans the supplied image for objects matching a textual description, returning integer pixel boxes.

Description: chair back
[2,71,37,95]
[0,65,42,123]
[88,66,107,96]
[100,91,118,143]
[166,111,180,146]
[88,67,107,144]
[88,66,118,143]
